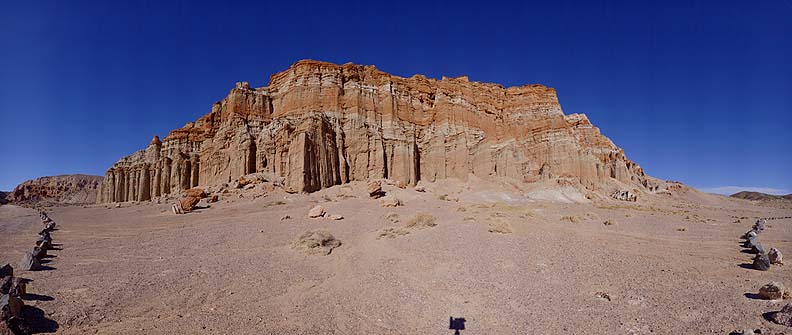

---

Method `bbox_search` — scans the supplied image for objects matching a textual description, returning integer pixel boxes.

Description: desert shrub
[560,215,580,223]
[405,213,437,229]
[377,228,410,239]
[488,220,513,234]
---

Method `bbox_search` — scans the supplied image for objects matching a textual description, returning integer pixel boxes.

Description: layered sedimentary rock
[98,60,654,203]
[10,174,103,204]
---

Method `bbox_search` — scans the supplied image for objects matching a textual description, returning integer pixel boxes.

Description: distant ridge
[9,174,104,205]
[730,191,792,201]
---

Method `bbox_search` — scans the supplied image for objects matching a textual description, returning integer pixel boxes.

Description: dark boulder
[753,253,771,271]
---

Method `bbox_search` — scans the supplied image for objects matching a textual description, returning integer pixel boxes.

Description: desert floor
[1,181,791,334]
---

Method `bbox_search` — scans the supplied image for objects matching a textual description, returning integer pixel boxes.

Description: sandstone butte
[96,60,661,203]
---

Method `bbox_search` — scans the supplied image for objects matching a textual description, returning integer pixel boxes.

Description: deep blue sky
[1,0,790,194]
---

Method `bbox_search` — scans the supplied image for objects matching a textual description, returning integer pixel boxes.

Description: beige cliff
[97,60,655,203]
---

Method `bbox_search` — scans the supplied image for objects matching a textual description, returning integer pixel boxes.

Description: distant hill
[9,174,104,205]
[730,191,792,201]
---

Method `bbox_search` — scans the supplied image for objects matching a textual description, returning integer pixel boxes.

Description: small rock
[594,291,611,301]
[414,185,426,192]
[769,248,784,265]
[328,214,344,220]
[770,303,792,327]
[753,253,771,271]
[759,282,785,300]
[280,215,291,221]
[308,205,326,218]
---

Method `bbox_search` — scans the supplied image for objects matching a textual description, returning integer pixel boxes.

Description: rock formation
[98,60,657,202]
[10,174,103,205]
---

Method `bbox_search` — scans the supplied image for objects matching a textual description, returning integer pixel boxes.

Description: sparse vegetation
[385,212,400,224]
[293,230,341,255]
[405,213,437,229]
[560,215,580,223]
[263,200,287,207]
[603,220,616,226]
[488,220,513,234]
[438,194,459,202]
[377,228,410,239]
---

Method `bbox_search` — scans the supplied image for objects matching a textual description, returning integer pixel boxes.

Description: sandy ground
[1,181,791,334]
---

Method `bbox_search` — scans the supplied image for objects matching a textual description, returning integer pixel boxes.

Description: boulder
[0,265,11,279]
[35,236,52,250]
[179,196,202,212]
[770,303,792,327]
[184,188,207,198]
[308,205,326,218]
[31,247,46,260]
[759,282,786,300]
[327,214,344,220]
[0,294,23,320]
[769,248,784,265]
[0,278,10,296]
[380,196,403,208]
[752,242,765,255]
[8,279,26,297]
[611,190,637,202]
[753,253,771,271]
[17,252,42,271]
[368,181,384,199]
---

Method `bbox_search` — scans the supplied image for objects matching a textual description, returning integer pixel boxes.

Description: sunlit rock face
[97,60,652,203]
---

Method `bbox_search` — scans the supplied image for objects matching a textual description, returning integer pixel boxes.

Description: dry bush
[488,220,513,234]
[603,219,616,226]
[462,216,476,222]
[377,228,410,239]
[263,200,287,207]
[384,212,400,224]
[560,215,580,223]
[293,230,341,255]
[405,213,437,229]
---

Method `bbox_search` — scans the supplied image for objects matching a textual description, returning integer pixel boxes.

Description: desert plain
[1,179,791,334]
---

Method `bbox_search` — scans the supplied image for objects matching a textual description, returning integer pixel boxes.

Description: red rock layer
[97,60,652,202]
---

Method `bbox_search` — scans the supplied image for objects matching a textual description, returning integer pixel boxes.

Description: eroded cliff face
[11,174,104,204]
[97,60,653,203]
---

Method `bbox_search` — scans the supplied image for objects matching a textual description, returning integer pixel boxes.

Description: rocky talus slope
[10,174,103,204]
[97,60,658,203]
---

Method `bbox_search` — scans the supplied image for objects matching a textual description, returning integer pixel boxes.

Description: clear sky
[1,0,790,194]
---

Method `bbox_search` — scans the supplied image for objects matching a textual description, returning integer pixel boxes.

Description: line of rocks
[1,210,59,334]
[737,218,791,332]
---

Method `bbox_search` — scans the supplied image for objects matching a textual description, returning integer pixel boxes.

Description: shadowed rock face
[97,60,655,202]
[10,174,103,205]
